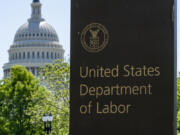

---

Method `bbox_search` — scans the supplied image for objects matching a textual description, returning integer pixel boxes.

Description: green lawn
[178,132,180,135]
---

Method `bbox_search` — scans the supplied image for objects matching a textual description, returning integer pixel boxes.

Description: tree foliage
[40,59,70,135]
[0,65,53,135]
[0,59,70,135]
[178,76,180,133]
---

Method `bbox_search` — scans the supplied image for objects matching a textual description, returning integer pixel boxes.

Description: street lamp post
[42,113,53,135]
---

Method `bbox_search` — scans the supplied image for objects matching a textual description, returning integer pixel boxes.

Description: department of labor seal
[80,23,109,53]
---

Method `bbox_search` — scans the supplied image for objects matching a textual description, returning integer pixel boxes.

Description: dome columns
[8,46,64,63]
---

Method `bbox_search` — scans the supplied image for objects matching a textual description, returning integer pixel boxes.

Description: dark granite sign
[70,0,176,135]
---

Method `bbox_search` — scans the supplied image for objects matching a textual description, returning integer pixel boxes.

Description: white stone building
[3,0,64,77]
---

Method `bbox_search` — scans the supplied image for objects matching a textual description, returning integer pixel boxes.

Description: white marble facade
[3,0,64,77]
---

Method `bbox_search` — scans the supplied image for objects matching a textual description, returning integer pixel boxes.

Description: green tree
[178,76,180,133]
[0,65,54,135]
[40,59,70,135]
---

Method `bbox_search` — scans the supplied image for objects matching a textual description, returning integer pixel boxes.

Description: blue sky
[0,0,179,78]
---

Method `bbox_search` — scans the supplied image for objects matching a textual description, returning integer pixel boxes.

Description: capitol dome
[14,21,59,42]
[3,0,64,77]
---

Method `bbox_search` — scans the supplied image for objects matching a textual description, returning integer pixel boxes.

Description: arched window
[42,52,44,59]
[12,54,14,60]
[47,52,49,59]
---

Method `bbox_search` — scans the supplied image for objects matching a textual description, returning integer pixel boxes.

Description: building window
[33,9,35,14]
[51,52,53,59]
[55,53,57,59]
[15,53,17,59]
[37,52,40,58]
[27,52,30,59]
[37,33,39,37]
[47,52,49,59]
[32,68,35,75]
[41,33,43,37]
[42,52,44,59]
[19,53,21,59]
[38,8,40,14]
[32,52,35,58]
[23,52,25,59]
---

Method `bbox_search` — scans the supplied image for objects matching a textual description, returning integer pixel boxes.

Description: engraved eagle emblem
[89,29,100,39]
